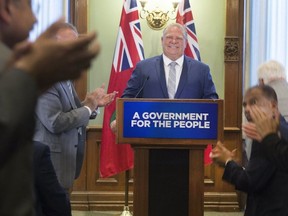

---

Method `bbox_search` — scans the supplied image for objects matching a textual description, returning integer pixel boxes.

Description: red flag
[177,0,212,165]
[176,0,201,61]
[100,0,144,178]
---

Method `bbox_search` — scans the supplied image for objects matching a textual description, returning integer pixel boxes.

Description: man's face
[161,26,186,61]
[3,0,37,47]
[243,88,275,122]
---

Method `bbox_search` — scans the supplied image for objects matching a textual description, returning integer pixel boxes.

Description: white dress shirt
[163,54,184,92]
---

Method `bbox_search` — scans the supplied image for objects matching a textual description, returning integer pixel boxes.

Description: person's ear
[271,100,277,108]
[271,101,278,116]
[0,0,13,24]
[258,78,264,86]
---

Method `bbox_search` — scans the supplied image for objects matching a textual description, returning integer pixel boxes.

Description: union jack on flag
[112,1,144,72]
[176,0,201,61]
[100,0,144,178]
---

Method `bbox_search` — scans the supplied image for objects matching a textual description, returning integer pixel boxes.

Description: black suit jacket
[260,117,288,173]
[223,140,288,216]
[33,141,71,216]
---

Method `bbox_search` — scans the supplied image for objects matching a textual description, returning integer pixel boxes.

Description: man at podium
[112,23,218,216]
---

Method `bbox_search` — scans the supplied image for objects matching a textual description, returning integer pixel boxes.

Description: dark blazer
[34,141,71,216]
[122,55,218,99]
[223,139,288,216]
[0,62,38,215]
[260,117,288,173]
[279,116,288,141]
[262,134,288,172]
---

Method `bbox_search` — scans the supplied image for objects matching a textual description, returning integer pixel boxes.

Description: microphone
[134,76,150,98]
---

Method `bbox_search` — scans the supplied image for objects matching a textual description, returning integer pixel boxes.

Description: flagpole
[120,170,132,216]
[125,170,129,206]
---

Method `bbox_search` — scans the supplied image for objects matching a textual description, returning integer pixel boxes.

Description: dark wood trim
[69,0,88,101]
[71,127,241,212]
[224,0,245,209]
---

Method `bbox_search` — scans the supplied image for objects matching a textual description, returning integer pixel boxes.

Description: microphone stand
[121,76,149,215]
[120,170,132,216]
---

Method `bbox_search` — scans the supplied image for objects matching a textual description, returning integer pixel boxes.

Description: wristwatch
[90,108,100,119]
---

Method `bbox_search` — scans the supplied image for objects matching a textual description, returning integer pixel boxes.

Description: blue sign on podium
[122,101,218,139]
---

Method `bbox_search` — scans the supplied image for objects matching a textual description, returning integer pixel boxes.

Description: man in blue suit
[122,23,218,100]
[113,23,218,216]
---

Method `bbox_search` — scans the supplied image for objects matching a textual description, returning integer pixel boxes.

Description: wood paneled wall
[70,0,245,212]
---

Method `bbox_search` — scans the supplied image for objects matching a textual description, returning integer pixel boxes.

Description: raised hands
[210,141,237,167]
[91,84,117,107]
[250,106,279,141]
[10,18,100,92]
[242,122,262,142]
[83,84,117,111]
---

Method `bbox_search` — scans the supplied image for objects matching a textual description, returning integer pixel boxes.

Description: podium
[116,99,223,216]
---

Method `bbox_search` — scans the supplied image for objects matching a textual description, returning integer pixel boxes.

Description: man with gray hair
[258,60,288,121]
[33,23,117,192]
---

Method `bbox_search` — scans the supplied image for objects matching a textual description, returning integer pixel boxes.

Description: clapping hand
[91,84,118,107]
[210,141,237,167]
[242,122,262,142]
[250,106,279,141]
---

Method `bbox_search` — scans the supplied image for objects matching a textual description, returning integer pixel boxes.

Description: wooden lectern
[116,99,223,216]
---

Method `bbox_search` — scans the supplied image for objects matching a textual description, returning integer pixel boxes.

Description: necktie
[66,81,77,109]
[168,62,177,99]
[67,81,74,98]
[67,80,82,135]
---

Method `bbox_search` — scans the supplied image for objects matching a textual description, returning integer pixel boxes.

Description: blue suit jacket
[121,55,218,216]
[122,55,218,99]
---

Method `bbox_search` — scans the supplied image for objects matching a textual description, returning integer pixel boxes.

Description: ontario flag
[177,0,212,164]
[100,0,144,178]
[176,0,201,61]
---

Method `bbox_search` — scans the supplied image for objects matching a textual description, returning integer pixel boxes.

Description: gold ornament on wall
[139,0,180,30]
[224,37,240,61]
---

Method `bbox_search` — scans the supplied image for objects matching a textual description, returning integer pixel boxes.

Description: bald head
[243,85,278,122]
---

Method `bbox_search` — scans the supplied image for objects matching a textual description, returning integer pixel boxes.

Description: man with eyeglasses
[0,0,100,215]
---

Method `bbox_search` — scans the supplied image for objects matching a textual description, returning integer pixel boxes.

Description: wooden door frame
[69,0,88,101]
